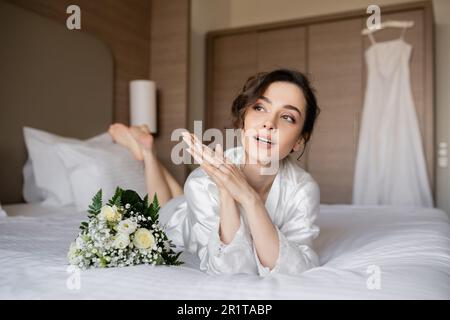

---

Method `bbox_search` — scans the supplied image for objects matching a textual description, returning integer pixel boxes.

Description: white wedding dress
[353,30,433,207]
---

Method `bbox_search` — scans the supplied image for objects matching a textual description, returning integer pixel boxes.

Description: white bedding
[0,203,449,299]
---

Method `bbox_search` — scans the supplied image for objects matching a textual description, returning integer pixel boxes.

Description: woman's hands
[182,132,258,207]
[182,132,280,269]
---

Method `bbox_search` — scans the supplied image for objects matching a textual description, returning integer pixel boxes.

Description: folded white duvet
[0,203,449,299]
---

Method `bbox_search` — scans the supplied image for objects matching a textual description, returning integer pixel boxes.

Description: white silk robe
[158,146,320,276]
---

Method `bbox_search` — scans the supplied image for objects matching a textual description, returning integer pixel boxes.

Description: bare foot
[130,125,154,153]
[108,123,144,160]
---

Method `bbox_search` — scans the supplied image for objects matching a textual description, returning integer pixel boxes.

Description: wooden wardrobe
[205,1,435,204]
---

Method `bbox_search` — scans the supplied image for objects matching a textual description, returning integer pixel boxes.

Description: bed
[0,202,448,300]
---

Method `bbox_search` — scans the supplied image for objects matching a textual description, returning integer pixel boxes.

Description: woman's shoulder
[280,159,320,222]
[281,158,320,197]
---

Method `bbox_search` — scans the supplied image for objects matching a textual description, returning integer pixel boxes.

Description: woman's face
[241,81,307,165]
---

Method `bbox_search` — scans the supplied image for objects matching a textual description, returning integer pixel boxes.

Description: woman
[109,69,321,276]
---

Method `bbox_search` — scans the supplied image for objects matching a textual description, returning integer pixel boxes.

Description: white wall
[433,0,450,214]
[229,0,412,27]
[190,0,450,213]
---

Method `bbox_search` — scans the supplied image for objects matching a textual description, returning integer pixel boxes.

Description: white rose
[112,233,130,249]
[117,219,137,235]
[99,205,121,222]
[133,228,155,249]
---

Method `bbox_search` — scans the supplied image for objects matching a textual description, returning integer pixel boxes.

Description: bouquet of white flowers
[67,187,183,269]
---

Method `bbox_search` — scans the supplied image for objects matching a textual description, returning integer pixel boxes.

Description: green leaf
[152,193,160,211]
[80,221,88,230]
[155,254,164,265]
[108,187,123,207]
[143,194,149,207]
[145,193,160,222]
[121,189,145,215]
[121,190,142,207]
[88,189,102,217]
[164,251,183,266]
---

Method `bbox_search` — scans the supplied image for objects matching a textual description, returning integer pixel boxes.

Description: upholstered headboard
[0,1,114,204]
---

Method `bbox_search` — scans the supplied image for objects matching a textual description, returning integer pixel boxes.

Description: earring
[296,144,306,161]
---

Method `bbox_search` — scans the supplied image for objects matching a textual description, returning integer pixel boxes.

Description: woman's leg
[109,123,182,206]
[141,148,173,207]
[108,123,144,160]
[131,125,183,198]
[160,165,183,197]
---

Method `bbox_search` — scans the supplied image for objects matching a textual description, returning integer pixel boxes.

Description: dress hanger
[362,20,414,45]
[361,20,415,36]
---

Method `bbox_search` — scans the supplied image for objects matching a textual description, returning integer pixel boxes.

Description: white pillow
[23,127,113,206]
[55,140,147,212]
[0,203,6,217]
[85,132,114,145]
[22,157,45,203]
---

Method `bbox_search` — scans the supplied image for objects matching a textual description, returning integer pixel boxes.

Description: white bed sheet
[0,202,448,300]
